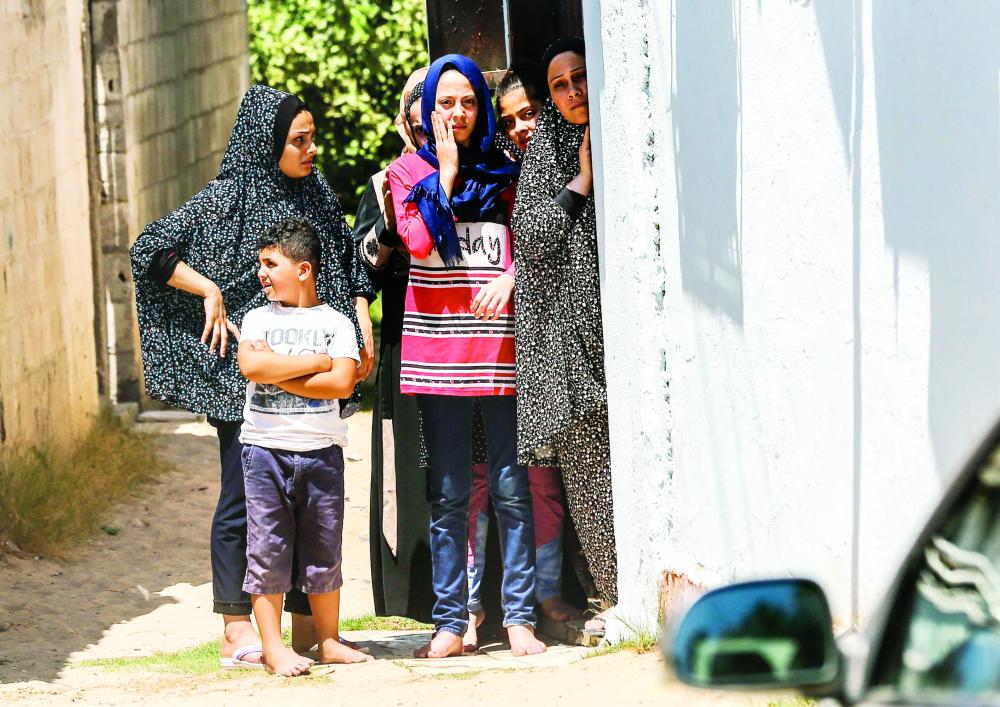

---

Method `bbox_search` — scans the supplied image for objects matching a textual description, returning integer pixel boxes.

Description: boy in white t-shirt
[237,218,371,676]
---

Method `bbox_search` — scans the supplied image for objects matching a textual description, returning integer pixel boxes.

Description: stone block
[100,205,129,250]
[105,252,136,299]
[95,98,124,129]
[97,122,126,154]
[112,401,139,426]
[90,0,120,50]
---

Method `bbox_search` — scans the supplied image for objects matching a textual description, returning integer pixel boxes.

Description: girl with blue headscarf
[385,54,546,659]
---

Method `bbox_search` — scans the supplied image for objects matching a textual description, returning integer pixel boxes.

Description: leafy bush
[248,0,428,216]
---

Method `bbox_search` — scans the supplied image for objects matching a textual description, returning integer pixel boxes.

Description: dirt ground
[0,414,778,706]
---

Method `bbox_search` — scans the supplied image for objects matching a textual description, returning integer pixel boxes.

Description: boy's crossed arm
[237,340,358,399]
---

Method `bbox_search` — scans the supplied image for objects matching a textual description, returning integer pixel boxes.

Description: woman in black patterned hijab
[512,39,619,623]
[130,84,374,666]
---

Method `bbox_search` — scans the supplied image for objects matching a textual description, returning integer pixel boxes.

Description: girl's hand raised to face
[433,111,459,198]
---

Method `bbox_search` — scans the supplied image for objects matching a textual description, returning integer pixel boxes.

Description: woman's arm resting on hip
[167,261,240,357]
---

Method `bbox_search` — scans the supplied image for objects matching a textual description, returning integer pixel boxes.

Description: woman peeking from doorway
[512,37,620,627]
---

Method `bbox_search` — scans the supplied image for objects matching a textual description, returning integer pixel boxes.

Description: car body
[666,417,1000,705]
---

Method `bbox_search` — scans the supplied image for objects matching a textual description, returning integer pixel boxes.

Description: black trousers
[209,418,311,615]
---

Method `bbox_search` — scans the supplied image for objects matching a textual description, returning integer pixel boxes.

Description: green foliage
[248,0,428,216]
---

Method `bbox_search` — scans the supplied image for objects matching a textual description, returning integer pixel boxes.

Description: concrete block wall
[91,0,249,404]
[0,0,101,449]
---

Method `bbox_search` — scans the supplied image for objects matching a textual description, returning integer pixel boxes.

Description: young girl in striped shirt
[386,54,546,659]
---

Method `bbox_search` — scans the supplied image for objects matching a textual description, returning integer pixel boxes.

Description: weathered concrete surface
[91,0,249,403]
[0,0,100,450]
[0,1,250,446]
[587,0,1000,631]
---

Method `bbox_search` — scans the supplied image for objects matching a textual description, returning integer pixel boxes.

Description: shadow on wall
[671,0,744,325]
[813,0,855,167]
[871,2,1000,478]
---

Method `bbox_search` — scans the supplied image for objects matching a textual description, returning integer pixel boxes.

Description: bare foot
[220,617,262,665]
[462,609,486,653]
[338,636,365,651]
[539,596,583,622]
[507,625,547,656]
[290,612,317,654]
[583,606,615,634]
[414,631,464,658]
[263,646,314,677]
[317,637,374,664]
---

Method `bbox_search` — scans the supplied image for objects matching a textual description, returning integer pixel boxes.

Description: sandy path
[0,413,775,706]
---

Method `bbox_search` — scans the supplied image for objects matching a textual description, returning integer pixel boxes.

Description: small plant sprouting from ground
[585,611,661,658]
[0,411,166,556]
[586,628,660,658]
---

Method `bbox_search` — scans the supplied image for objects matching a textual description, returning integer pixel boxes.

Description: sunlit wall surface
[588,0,999,635]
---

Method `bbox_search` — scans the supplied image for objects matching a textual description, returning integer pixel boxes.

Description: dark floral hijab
[510,96,601,462]
[130,84,371,421]
[528,99,586,184]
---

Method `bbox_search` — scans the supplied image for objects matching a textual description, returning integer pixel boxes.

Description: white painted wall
[585,0,1000,635]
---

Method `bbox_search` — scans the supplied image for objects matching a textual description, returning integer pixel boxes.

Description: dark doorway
[426,0,584,72]
[506,0,583,64]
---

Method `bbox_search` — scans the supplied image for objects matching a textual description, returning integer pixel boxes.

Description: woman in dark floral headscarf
[129,84,374,667]
[512,38,619,622]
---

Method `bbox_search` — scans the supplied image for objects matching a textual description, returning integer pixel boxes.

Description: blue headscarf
[404,54,519,267]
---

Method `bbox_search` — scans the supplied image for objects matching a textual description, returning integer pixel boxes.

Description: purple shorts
[241,443,345,596]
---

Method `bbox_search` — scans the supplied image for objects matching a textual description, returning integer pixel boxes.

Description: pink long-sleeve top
[386,152,517,396]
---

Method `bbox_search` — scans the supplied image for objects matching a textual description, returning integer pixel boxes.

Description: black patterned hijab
[515,98,586,201]
[510,97,602,462]
[130,84,370,421]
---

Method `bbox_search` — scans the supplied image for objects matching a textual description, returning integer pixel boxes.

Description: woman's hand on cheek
[568,126,593,197]
[433,111,459,198]
[471,273,514,320]
[578,126,592,178]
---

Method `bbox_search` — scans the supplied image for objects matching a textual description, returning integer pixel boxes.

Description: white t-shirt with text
[239,302,359,451]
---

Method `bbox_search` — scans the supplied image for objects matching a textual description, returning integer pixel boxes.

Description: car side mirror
[667,579,841,691]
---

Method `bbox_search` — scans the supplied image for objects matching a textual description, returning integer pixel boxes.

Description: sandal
[220,644,265,670]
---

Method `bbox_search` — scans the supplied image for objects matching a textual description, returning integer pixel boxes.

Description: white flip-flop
[220,644,265,670]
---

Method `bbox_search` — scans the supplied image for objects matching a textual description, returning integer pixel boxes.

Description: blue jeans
[417,394,537,636]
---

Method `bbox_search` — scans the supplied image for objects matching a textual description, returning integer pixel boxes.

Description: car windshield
[871,448,1000,699]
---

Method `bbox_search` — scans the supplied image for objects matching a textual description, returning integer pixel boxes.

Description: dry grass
[0,410,166,557]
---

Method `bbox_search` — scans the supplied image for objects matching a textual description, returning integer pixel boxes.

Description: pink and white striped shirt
[386,152,516,397]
